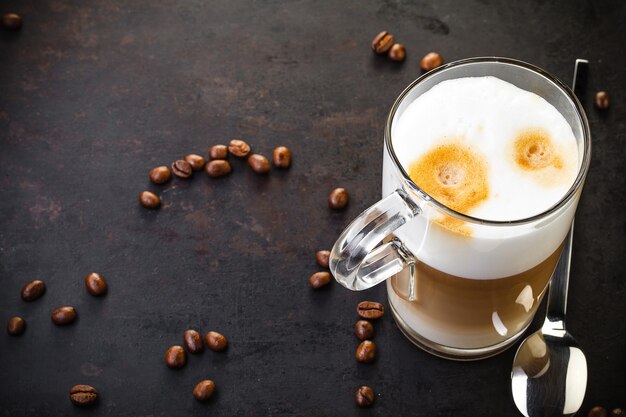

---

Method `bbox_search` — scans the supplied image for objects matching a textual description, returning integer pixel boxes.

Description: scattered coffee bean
[205,331,228,351]
[139,191,161,209]
[165,345,186,368]
[248,154,271,174]
[228,139,251,158]
[183,329,204,353]
[371,31,394,54]
[357,301,384,319]
[149,166,171,184]
[1,13,22,31]
[272,146,292,168]
[355,386,375,408]
[355,320,374,340]
[209,144,229,160]
[315,250,330,268]
[588,407,608,417]
[388,43,406,62]
[85,272,108,296]
[328,187,349,209]
[51,306,77,326]
[309,271,332,289]
[611,409,625,417]
[69,385,98,407]
[193,380,216,402]
[355,340,377,363]
[594,91,609,110]
[420,52,444,72]
[205,160,232,178]
[21,279,46,302]
[171,159,193,178]
[184,154,206,171]
[7,316,26,336]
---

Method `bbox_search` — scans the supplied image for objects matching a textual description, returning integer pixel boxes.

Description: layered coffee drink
[384,76,580,352]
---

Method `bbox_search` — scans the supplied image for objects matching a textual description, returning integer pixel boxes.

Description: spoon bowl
[512,329,587,416]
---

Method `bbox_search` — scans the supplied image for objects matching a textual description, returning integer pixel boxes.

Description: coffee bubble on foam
[409,140,489,216]
[514,128,561,170]
[512,128,573,187]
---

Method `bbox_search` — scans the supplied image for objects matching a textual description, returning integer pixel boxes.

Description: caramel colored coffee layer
[389,242,564,348]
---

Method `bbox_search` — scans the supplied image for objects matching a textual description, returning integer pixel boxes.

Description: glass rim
[384,56,592,226]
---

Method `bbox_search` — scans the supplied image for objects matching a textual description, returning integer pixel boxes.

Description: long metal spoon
[510,59,589,417]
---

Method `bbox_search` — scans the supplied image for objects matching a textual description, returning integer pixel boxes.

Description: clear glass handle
[329,189,421,291]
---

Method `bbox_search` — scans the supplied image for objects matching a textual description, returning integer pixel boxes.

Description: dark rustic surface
[1,1,625,416]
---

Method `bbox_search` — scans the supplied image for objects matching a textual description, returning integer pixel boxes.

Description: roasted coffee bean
[355,340,377,363]
[7,316,26,336]
[272,146,292,168]
[183,329,204,353]
[21,279,46,302]
[51,306,77,326]
[193,380,216,402]
[209,144,229,160]
[420,52,444,72]
[355,386,375,408]
[595,91,609,110]
[355,320,374,340]
[228,139,251,158]
[315,250,330,268]
[588,407,608,417]
[139,191,161,209]
[328,187,349,209]
[183,154,205,170]
[357,301,384,319]
[610,409,625,417]
[205,331,228,351]
[70,385,98,407]
[205,160,232,178]
[309,271,332,289]
[165,345,186,368]
[85,272,108,296]
[1,13,22,31]
[248,154,271,174]
[371,31,394,54]
[149,166,171,184]
[171,160,193,178]
[388,43,406,62]
[185,154,206,171]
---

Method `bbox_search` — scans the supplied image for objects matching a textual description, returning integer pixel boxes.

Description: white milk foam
[382,76,582,280]
[393,76,579,221]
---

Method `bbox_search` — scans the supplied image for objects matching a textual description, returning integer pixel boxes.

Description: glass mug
[329,57,591,360]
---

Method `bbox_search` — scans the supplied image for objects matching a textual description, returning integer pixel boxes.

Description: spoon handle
[571,58,588,99]
[542,59,587,332]
[544,224,574,329]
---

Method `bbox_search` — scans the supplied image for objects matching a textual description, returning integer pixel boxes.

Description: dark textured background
[1,1,624,416]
